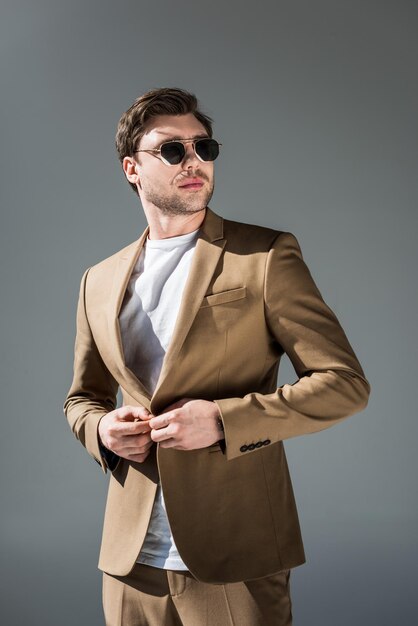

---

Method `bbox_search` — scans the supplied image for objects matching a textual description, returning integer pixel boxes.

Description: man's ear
[122,156,141,189]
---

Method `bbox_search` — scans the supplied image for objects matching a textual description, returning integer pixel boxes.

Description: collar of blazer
[103,206,227,414]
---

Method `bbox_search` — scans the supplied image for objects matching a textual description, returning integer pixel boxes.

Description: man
[64,87,370,625]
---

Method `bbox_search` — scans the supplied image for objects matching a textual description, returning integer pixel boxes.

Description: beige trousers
[102,562,293,626]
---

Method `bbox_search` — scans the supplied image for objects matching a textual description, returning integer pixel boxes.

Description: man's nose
[182,143,200,167]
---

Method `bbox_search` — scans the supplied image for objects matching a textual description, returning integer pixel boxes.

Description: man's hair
[115,87,214,195]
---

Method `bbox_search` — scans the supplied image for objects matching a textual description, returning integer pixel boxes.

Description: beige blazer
[64,206,370,583]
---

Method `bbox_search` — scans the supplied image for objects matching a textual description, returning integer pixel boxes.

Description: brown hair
[115,87,214,195]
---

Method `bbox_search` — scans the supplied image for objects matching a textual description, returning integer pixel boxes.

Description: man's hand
[149,398,224,450]
[98,405,154,463]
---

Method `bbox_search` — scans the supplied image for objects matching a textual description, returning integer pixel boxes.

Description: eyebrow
[155,133,209,142]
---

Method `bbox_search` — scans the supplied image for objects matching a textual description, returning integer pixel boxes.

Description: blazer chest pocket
[199,286,247,309]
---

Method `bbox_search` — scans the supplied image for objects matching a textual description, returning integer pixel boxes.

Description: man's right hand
[98,405,154,463]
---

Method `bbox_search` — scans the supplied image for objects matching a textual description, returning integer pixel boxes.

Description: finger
[116,405,152,421]
[133,413,152,422]
[157,438,178,449]
[130,432,153,447]
[138,430,153,443]
[112,420,152,436]
[115,439,154,457]
[150,426,174,443]
[121,440,154,456]
[149,413,174,430]
[117,431,152,447]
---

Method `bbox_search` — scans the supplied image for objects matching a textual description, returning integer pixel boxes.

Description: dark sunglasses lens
[195,139,219,161]
[160,142,185,164]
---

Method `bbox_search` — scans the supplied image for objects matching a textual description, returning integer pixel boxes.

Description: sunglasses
[135,137,222,166]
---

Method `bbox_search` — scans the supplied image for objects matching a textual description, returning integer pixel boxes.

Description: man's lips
[178,178,204,189]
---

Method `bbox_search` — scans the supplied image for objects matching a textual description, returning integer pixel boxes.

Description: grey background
[1,1,417,624]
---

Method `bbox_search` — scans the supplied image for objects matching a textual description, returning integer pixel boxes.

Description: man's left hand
[149,398,224,450]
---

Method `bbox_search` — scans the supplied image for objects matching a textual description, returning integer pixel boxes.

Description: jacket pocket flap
[200,286,247,308]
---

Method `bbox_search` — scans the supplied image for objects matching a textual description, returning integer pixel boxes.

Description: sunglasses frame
[134,137,222,166]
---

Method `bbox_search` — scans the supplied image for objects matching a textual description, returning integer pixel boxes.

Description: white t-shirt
[119,226,200,570]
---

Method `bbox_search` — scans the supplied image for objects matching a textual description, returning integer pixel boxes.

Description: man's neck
[145,207,206,240]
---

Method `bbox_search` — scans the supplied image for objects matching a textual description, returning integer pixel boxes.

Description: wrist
[97,416,110,450]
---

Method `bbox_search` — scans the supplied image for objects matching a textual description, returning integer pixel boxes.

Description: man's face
[130,113,215,216]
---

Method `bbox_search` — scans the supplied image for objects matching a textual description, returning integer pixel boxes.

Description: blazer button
[255,441,263,448]
[262,439,271,446]
[248,443,256,451]
[240,445,248,453]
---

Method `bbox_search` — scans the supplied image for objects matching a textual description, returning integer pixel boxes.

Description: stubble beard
[142,180,215,216]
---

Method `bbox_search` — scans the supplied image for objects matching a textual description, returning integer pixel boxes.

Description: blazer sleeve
[214,231,371,461]
[63,268,120,473]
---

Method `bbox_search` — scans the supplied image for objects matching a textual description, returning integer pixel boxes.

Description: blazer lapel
[107,224,151,407]
[107,207,226,412]
[151,212,226,413]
